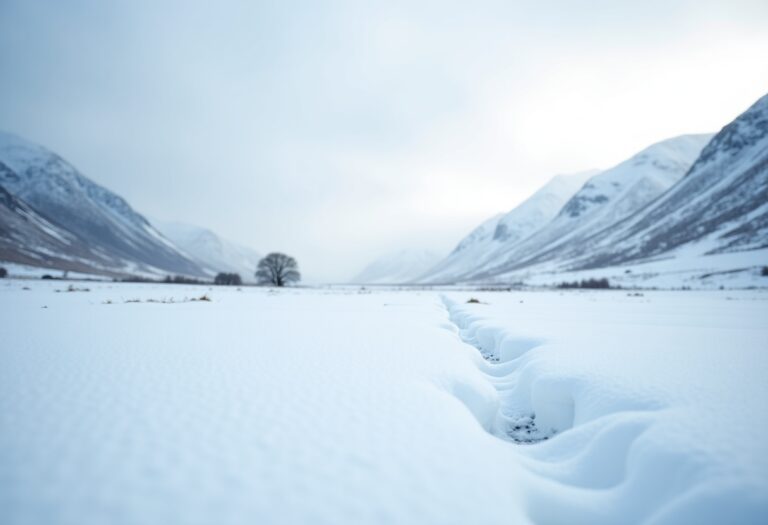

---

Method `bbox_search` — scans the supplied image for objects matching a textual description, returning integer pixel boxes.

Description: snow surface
[1,282,766,524]
[442,290,768,523]
[489,246,768,290]
[0,262,106,280]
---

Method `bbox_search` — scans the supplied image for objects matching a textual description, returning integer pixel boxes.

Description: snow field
[443,290,768,524]
[1,281,766,524]
[0,282,529,524]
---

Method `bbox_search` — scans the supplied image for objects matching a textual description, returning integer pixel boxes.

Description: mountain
[153,220,261,281]
[352,249,443,284]
[0,131,204,277]
[0,180,95,272]
[422,171,595,283]
[460,133,712,281]
[422,93,768,288]
[570,94,768,270]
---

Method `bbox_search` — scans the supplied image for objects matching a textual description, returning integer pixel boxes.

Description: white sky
[1,0,767,282]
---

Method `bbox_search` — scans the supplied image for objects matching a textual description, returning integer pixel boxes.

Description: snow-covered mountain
[0,180,93,272]
[422,171,595,283]
[571,93,768,270]
[0,131,205,277]
[459,133,712,281]
[352,249,443,284]
[419,93,768,288]
[153,220,262,281]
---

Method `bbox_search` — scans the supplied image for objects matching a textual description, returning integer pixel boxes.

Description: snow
[488,247,768,290]
[0,262,106,280]
[442,290,768,523]
[1,282,766,524]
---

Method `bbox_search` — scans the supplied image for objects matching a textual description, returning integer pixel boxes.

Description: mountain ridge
[451,133,713,281]
[0,131,204,277]
[421,170,595,283]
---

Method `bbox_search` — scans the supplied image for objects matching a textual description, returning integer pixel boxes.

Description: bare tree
[214,272,242,286]
[255,253,300,287]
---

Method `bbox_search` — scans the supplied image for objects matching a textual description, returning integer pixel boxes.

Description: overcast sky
[1,0,767,281]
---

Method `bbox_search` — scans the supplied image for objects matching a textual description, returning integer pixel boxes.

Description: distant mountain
[352,249,443,284]
[0,131,205,277]
[571,94,768,269]
[418,93,768,288]
[457,133,712,281]
[153,220,261,281]
[422,171,595,283]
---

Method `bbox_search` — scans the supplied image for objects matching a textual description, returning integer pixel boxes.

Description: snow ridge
[442,293,768,524]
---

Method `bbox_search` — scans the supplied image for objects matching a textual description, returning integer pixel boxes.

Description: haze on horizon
[1,0,766,282]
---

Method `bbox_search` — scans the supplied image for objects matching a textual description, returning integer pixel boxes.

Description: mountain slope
[153,220,262,281]
[0,132,205,277]
[422,171,594,283]
[467,133,712,280]
[572,93,768,269]
[352,249,443,284]
[421,213,503,282]
[0,180,94,271]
